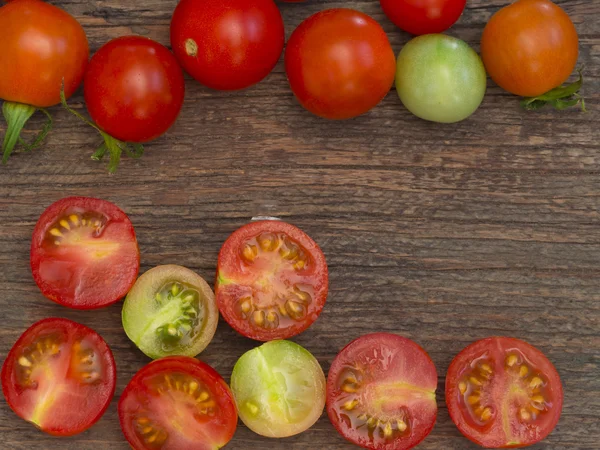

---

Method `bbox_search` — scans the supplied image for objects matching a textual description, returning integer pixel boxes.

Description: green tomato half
[122,265,218,359]
[396,34,487,123]
[230,340,326,438]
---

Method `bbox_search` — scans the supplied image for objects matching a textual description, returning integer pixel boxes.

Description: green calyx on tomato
[521,68,586,112]
[395,34,487,123]
[122,265,219,359]
[230,340,326,438]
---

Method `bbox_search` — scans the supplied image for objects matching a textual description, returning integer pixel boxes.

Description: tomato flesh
[118,356,237,450]
[122,265,219,359]
[1,318,116,436]
[230,340,326,438]
[327,333,438,450]
[30,197,139,309]
[446,337,563,448]
[216,221,328,341]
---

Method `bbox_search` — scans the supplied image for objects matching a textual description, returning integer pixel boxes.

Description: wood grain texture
[1,0,599,448]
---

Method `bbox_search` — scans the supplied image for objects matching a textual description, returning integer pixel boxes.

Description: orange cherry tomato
[480,0,578,97]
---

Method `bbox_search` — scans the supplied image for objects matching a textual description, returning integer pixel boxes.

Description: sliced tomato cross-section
[30,196,140,309]
[446,337,563,448]
[216,220,328,341]
[1,318,116,436]
[118,356,237,450]
[327,333,438,450]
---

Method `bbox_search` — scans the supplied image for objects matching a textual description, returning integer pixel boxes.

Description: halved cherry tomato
[118,356,237,449]
[230,340,326,437]
[215,220,328,341]
[122,265,219,359]
[1,318,116,436]
[170,0,285,91]
[446,337,563,448]
[285,8,396,119]
[380,0,466,35]
[30,197,140,309]
[0,0,88,163]
[327,333,438,450]
[481,0,579,97]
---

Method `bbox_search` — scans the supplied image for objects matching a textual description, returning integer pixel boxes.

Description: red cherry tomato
[215,220,328,341]
[83,36,185,143]
[119,356,238,449]
[170,0,284,91]
[2,318,116,436]
[446,337,563,448]
[30,197,140,309]
[285,8,396,119]
[327,333,438,449]
[380,0,466,35]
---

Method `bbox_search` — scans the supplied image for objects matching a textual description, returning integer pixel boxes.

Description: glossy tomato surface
[84,36,185,143]
[446,337,563,448]
[30,197,139,309]
[122,265,219,359]
[327,333,438,450]
[0,0,88,107]
[481,0,578,97]
[380,0,466,35]
[396,34,486,123]
[285,8,396,119]
[1,318,116,436]
[119,356,237,450]
[216,220,328,341]
[170,0,284,91]
[231,340,326,438]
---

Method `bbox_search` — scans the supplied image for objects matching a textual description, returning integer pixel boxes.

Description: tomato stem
[59,82,144,173]
[2,102,53,164]
[521,68,586,112]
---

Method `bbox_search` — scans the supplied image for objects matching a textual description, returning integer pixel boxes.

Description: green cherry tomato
[395,34,487,123]
[230,340,326,438]
[122,265,218,359]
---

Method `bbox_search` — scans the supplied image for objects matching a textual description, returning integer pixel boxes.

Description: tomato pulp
[446,337,563,448]
[119,357,237,450]
[1,318,116,436]
[216,221,328,341]
[170,0,285,91]
[327,333,438,449]
[30,197,140,309]
[285,8,396,120]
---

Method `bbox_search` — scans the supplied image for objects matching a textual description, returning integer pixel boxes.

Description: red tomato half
[285,8,396,119]
[380,0,466,35]
[1,318,116,436]
[170,0,284,91]
[216,221,328,341]
[84,36,185,143]
[446,337,563,448]
[30,197,140,309]
[118,356,238,450]
[327,333,438,449]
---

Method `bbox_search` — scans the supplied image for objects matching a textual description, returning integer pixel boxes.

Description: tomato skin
[380,0,466,35]
[216,220,328,341]
[30,196,140,309]
[83,36,185,143]
[119,356,238,450]
[170,0,284,91]
[0,0,88,107]
[481,0,578,97]
[285,8,396,120]
[446,337,563,448]
[1,318,116,436]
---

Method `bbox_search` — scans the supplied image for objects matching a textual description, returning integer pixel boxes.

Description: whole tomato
[170,0,284,91]
[380,0,466,35]
[76,36,185,172]
[481,0,579,97]
[0,0,88,163]
[285,9,396,120]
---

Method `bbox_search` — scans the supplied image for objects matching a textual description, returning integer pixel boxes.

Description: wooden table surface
[1,0,599,449]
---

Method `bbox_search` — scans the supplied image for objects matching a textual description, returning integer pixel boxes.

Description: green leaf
[520,68,586,112]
